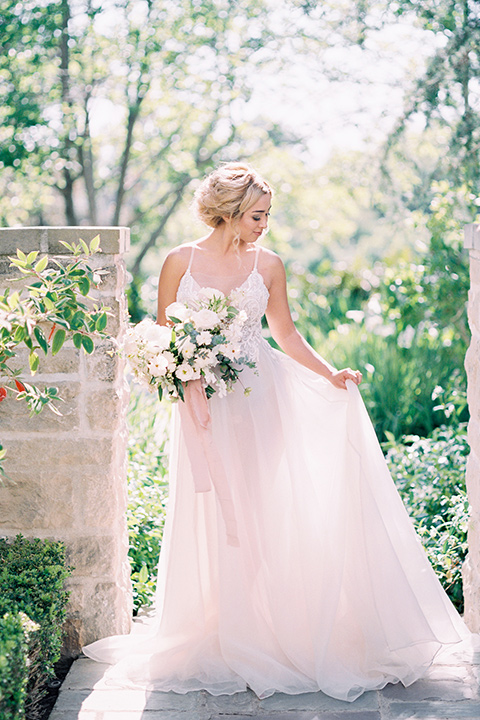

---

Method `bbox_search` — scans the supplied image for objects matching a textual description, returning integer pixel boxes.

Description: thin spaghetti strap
[187,244,196,272]
[253,246,260,270]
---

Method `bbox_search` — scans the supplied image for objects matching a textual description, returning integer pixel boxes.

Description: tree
[0,0,300,278]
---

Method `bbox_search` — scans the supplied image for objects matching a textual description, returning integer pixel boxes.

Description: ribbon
[178,379,239,547]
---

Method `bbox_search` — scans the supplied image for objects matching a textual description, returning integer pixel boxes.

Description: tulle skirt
[83,339,467,701]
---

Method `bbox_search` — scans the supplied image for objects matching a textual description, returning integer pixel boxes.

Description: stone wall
[463,223,480,631]
[0,227,132,655]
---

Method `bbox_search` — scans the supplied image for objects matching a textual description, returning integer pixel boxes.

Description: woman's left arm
[264,254,361,390]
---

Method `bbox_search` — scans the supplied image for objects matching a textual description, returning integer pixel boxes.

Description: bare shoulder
[257,247,286,287]
[160,242,198,279]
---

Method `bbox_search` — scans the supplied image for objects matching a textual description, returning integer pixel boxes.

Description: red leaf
[15,380,25,392]
[48,323,57,342]
[0,387,7,402]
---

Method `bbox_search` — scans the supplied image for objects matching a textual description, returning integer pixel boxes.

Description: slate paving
[49,635,480,720]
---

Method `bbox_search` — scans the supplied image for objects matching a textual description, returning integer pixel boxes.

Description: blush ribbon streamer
[178,379,239,547]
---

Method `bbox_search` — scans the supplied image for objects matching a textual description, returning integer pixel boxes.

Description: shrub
[384,423,470,613]
[0,535,72,716]
[0,612,38,720]
[127,389,170,613]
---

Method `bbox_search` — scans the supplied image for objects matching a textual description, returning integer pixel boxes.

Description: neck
[205,224,247,256]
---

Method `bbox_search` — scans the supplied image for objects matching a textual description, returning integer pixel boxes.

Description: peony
[190,308,219,330]
[165,302,191,322]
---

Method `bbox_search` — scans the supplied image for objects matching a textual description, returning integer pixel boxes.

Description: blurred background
[2,0,478,612]
[2,0,479,435]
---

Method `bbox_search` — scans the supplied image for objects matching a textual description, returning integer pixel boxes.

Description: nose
[259,216,268,228]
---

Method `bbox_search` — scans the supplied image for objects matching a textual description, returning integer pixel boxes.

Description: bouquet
[124,290,255,401]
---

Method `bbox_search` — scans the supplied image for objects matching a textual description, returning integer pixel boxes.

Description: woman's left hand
[329,368,362,389]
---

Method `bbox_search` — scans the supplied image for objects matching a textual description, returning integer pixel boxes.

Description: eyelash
[252,214,270,221]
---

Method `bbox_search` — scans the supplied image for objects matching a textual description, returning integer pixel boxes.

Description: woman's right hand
[328,368,362,389]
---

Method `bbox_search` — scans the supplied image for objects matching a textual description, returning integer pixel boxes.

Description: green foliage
[288,181,472,440]
[127,389,170,613]
[384,422,470,612]
[0,536,72,717]
[0,612,38,720]
[0,238,110,476]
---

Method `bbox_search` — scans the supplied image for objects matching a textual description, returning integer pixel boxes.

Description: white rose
[175,362,196,381]
[196,330,212,345]
[198,286,225,301]
[143,323,172,351]
[148,353,170,377]
[165,301,191,322]
[191,308,219,330]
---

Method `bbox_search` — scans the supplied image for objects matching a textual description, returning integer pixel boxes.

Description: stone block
[259,690,378,711]
[46,227,130,255]
[0,227,47,254]
[0,381,80,432]
[6,345,81,376]
[465,224,480,250]
[85,387,124,431]
[65,535,117,577]
[72,468,122,529]
[1,437,114,474]
[388,700,480,718]
[465,451,480,513]
[84,341,122,383]
[0,471,74,530]
[79,580,132,646]
[380,676,477,701]
[463,554,480,632]
[467,288,480,334]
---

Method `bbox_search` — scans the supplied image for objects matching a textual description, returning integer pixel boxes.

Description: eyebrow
[251,207,271,213]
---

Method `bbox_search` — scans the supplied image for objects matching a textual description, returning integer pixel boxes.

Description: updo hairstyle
[194,162,272,229]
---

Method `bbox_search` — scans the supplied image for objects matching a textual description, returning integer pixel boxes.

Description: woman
[84,162,466,701]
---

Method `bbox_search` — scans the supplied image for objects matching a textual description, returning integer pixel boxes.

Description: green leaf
[51,328,66,356]
[158,385,163,402]
[34,326,48,355]
[90,235,101,253]
[59,240,74,251]
[29,351,39,374]
[44,296,55,311]
[73,333,83,349]
[26,250,39,265]
[77,276,90,296]
[138,563,149,583]
[16,249,27,261]
[34,255,48,273]
[96,313,107,332]
[13,325,26,342]
[81,335,94,354]
[79,238,90,255]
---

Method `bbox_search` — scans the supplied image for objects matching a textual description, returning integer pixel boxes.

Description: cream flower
[148,354,169,377]
[196,330,212,345]
[166,301,191,322]
[198,286,225,302]
[191,308,219,330]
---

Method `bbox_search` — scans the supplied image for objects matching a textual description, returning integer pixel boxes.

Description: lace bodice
[176,267,269,362]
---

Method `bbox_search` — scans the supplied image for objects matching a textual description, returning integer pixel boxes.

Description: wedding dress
[83,245,467,701]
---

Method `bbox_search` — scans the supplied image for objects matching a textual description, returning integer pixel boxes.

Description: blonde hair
[194,162,272,230]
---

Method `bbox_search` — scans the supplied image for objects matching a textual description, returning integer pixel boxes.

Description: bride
[83,162,467,701]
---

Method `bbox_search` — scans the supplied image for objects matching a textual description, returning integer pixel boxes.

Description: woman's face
[236,193,271,244]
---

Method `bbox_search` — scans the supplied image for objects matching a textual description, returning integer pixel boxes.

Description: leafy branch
[0,236,111,476]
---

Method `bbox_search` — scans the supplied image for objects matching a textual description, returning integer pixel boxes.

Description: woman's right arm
[156,248,188,325]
